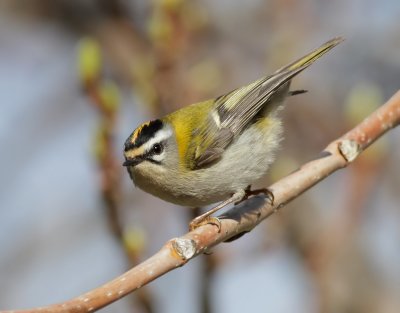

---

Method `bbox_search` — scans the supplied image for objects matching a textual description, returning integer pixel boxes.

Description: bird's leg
[189,186,274,232]
[189,190,246,232]
[235,185,274,205]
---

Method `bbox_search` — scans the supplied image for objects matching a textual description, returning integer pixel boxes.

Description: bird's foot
[189,216,221,232]
[235,185,274,205]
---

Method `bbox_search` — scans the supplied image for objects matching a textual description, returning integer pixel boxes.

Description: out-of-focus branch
[2,90,399,313]
[288,86,392,312]
[78,37,154,313]
[78,37,123,238]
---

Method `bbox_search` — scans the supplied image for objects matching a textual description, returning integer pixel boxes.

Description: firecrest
[123,37,343,230]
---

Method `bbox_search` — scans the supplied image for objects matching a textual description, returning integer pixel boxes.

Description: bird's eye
[152,143,163,155]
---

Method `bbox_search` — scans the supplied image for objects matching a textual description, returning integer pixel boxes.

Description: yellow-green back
[165,99,215,168]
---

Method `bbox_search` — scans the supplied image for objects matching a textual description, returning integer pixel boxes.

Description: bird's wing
[191,37,343,169]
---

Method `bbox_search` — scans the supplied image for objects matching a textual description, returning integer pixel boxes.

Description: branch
[3,91,400,313]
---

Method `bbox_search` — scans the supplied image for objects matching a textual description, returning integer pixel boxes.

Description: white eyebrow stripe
[142,127,172,153]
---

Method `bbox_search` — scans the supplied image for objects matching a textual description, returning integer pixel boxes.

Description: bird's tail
[275,37,344,74]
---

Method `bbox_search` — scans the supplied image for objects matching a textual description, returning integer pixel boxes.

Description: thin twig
[2,90,399,313]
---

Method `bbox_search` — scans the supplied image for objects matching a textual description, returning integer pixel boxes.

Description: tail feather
[275,37,344,74]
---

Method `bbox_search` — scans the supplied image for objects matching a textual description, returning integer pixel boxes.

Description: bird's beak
[123,157,142,167]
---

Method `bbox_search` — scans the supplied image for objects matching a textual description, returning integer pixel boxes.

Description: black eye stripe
[146,159,161,165]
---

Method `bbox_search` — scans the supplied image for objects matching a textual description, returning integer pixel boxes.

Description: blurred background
[1,1,400,312]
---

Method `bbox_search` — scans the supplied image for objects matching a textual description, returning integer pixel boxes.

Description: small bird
[123,37,343,231]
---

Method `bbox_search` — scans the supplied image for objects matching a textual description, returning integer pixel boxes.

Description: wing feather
[191,37,343,169]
